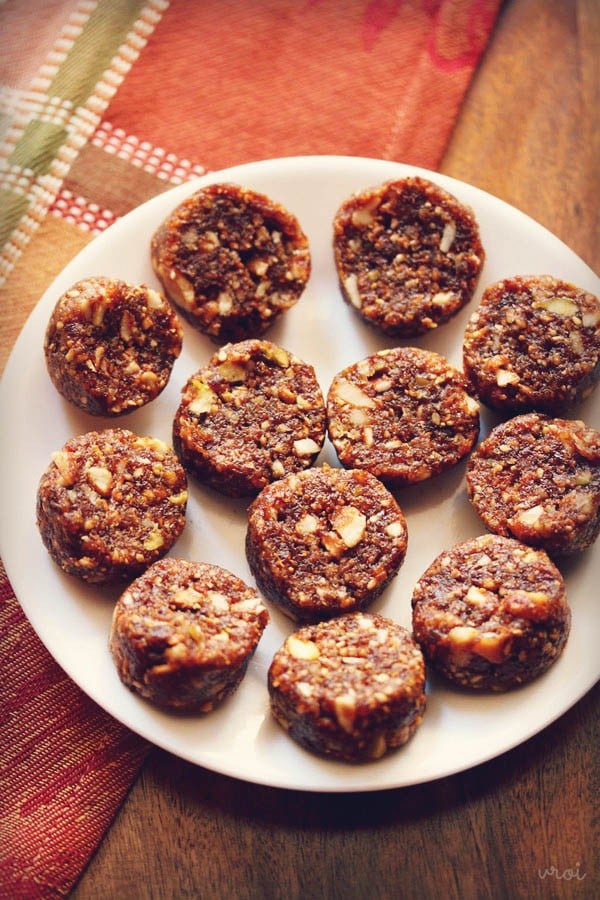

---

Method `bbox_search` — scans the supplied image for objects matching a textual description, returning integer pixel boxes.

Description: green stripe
[7,120,68,176]
[0,189,30,249]
[48,0,147,108]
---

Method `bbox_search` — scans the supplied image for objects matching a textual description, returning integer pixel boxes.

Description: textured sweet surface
[44,276,183,416]
[269,612,426,761]
[110,557,268,712]
[412,534,571,690]
[463,275,600,412]
[466,413,600,555]
[333,177,484,335]
[327,346,480,486]
[37,429,187,583]
[151,183,310,342]
[247,464,408,622]
[173,339,325,496]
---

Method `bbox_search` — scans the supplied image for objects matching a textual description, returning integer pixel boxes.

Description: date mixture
[412,534,571,691]
[246,464,408,623]
[327,346,480,487]
[173,339,326,497]
[466,413,600,555]
[44,276,183,416]
[333,176,485,336]
[463,275,600,413]
[37,429,187,583]
[151,182,310,342]
[269,612,426,761]
[110,557,269,712]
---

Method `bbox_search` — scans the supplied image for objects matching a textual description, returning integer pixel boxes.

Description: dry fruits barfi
[110,557,268,712]
[269,612,426,761]
[333,176,484,336]
[173,339,326,497]
[37,429,187,583]
[327,346,480,487]
[463,275,600,413]
[151,182,310,342]
[246,464,408,623]
[44,276,183,416]
[411,534,571,691]
[466,413,600,555]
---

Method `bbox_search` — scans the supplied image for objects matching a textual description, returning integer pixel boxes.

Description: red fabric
[106,0,501,172]
[0,565,150,898]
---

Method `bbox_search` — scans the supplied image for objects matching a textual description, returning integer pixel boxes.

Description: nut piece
[344,273,361,308]
[537,297,578,316]
[296,513,319,535]
[334,379,377,409]
[51,450,77,486]
[331,505,367,548]
[217,361,247,382]
[188,382,217,415]
[287,635,320,660]
[496,368,520,387]
[87,465,113,496]
[334,693,357,733]
[511,505,544,528]
[293,438,321,457]
[439,220,456,253]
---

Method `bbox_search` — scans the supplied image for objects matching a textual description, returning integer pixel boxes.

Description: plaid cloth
[0,1,502,896]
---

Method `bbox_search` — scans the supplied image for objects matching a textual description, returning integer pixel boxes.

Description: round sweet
[268,612,426,761]
[326,346,480,487]
[36,429,187,584]
[246,464,408,623]
[44,276,183,416]
[466,413,600,556]
[462,275,600,413]
[151,182,310,342]
[333,176,485,336]
[110,557,269,712]
[411,534,571,691]
[173,339,326,497]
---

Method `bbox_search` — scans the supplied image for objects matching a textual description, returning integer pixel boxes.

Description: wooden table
[3,1,598,897]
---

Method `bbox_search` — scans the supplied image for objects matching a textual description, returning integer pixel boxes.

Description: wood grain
[69,2,599,898]
[442,0,600,274]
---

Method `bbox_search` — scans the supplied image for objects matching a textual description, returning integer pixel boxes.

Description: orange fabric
[106,0,502,171]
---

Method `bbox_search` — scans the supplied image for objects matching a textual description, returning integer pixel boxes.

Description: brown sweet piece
[151,182,310,342]
[326,346,480,487]
[333,176,484,336]
[466,413,600,555]
[268,612,426,762]
[110,557,268,712]
[36,429,187,583]
[173,339,326,497]
[44,276,183,416]
[246,464,408,623]
[462,275,600,413]
[411,534,571,691]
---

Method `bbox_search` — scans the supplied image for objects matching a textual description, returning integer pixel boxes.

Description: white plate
[1,156,599,792]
